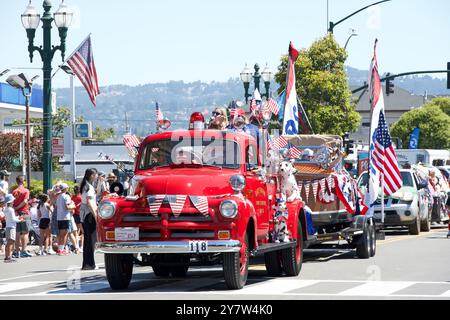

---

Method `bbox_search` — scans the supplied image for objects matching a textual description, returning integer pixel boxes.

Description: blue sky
[1,0,449,89]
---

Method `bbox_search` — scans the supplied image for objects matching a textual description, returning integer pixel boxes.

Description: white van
[395,149,450,167]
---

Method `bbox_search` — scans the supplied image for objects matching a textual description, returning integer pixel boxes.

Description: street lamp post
[240,63,273,104]
[328,0,391,33]
[5,73,40,189]
[21,0,73,192]
[344,29,358,50]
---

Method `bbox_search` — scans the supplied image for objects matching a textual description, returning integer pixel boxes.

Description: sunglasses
[212,111,222,116]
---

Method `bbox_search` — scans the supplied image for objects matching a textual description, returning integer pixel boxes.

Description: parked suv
[358,169,432,234]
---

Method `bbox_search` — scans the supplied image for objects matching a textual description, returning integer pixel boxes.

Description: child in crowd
[37,194,53,255]
[55,183,76,255]
[71,186,83,252]
[3,194,22,263]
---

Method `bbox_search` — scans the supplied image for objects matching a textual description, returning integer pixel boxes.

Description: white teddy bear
[279,159,300,202]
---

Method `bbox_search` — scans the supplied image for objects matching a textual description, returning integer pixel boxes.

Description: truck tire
[264,251,282,276]
[105,253,133,290]
[170,265,189,277]
[408,216,420,235]
[281,219,303,276]
[420,210,431,232]
[369,222,376,257]
[152,265,171,277]
[223,234,249,290]
[356,223,371,259]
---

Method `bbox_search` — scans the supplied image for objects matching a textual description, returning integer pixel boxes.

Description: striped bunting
[166,195,187,217]
[147,194,165,217]
[189,196,209,216]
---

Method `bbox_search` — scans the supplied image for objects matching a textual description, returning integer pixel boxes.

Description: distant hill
[54,66,449,137]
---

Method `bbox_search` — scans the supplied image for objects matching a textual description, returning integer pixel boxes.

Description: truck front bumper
[373,203,418,226]
[96,240,241,254]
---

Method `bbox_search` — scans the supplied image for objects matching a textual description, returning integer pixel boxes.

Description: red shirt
[12,185,30,214]
[71,194,82,215]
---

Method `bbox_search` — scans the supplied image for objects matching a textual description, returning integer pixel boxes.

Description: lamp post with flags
[20,0,74,192]
[240,63,273,104]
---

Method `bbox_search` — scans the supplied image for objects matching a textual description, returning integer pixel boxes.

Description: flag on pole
[270,136,288,150]
[265,97,280,115]
[66,35,100,106]
[365,39,402,212]
[155,101,163,121]
[123,133,140,158]
[408,127,420,149]
[288,144,302,159]
[282,42,300,135]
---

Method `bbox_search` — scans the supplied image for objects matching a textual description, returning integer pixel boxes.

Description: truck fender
[286,199,303,240]
[236,198,258,251]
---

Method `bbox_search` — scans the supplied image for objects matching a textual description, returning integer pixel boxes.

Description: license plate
[189,240,208,253]
[115,227,139,241]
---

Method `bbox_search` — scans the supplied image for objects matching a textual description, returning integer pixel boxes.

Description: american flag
[366,39,402,211]
[270,136,288,150]
[265,98,280,115]
[189,195,209,216]
[147,194,165,216]
[289,144,302,159]
[66,35,100,106]
[166,195,187,217]
[155,102,163,121]
[373,111,402,195]
[123,134,140,158]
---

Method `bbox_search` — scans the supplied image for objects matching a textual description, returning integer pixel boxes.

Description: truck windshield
[358,171,414,188]
[139,138,241,169]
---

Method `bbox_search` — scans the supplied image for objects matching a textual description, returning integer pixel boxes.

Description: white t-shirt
[39,204,51,219]
[0,180,8,194]
[4,206,20,228]
[82,183,96,204]
[56,193,72,221]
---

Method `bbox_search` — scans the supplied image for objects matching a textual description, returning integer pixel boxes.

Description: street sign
[52,138,64,157]
[73,122,92,140]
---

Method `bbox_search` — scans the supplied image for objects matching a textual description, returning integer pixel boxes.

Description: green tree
[390,98,450,149]
[274,34,361,135]
[92,127,116,141]
[13,106,71,138]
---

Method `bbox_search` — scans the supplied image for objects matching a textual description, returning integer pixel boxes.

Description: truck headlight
[219,200,238,218]
[230,175,245,193]
[98,201,116,219]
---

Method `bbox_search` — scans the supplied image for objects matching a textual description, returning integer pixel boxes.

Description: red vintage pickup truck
[96,128,305,290]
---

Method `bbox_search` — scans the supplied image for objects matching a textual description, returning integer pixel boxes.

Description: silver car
[358,170,432,235]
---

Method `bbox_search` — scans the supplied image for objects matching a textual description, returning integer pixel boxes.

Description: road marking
[234,279,319,294]
[0,263,105,282]
[0,281,54,294]
[378,229,445,246]
[338,281,414,296]
[441,290,450,297]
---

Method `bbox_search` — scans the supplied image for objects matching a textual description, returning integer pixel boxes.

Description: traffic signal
[386,73,394,95]
[343,132,355,155]
[447,62,450,90]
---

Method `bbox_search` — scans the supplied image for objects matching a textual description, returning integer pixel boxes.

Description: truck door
[244,143,270,240]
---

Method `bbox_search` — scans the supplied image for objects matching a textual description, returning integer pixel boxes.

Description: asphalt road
[0,225,449,300]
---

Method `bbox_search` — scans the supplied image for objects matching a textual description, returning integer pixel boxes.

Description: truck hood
[135,167,237,196]
[360,186,416,200]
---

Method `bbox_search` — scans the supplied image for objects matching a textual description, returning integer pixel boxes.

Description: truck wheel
[105,253,133,290]
[281,219,303,276]
[170,265,189,277]
[369,222,376,257]
[223,234,249,290]
[420,210,431,232]
[152,265,171,277]
[356,223,371,259]
[264,251,282,276]
[408,216,420,235]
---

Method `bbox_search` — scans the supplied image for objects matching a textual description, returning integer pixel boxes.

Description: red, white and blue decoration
[365,39,402,214]
[147,194,165,217]
[269,136,288,150]
[166,195,187,217]
[288,144,302,159]
[265,97,280,115]
[282,42,300,135]
[66,35,100,106]
[334,174,368,215]
[189,196,209,216]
